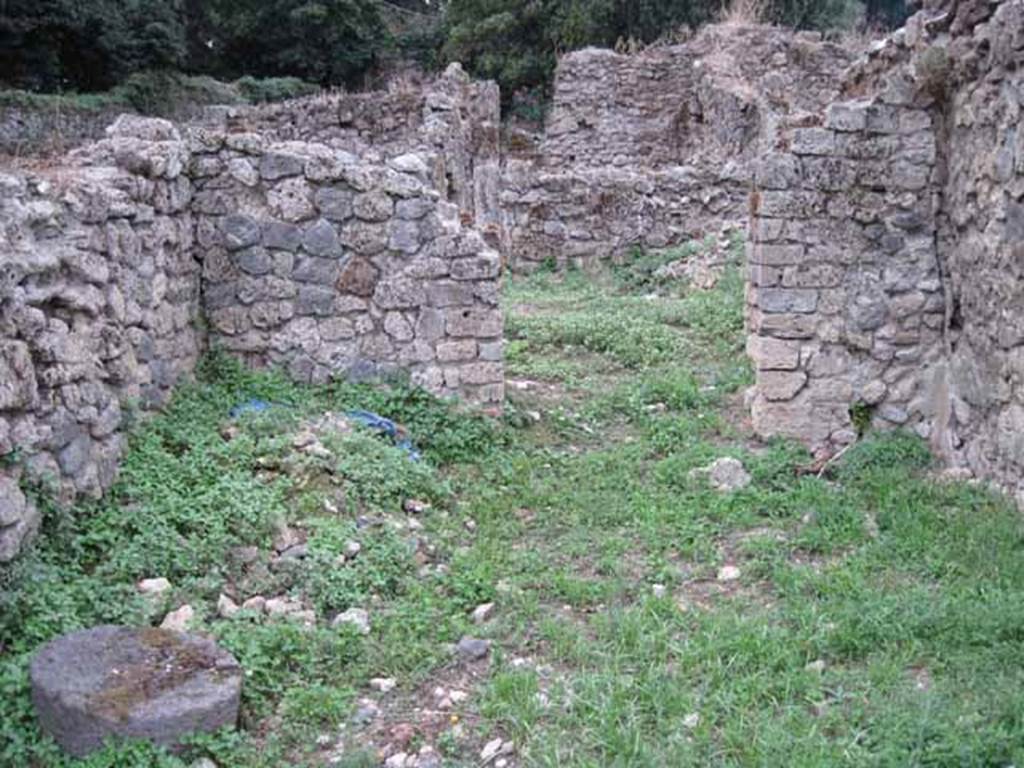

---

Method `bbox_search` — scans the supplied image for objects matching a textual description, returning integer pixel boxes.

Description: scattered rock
[262,597,314,626]
[216,594,239,619]
[403,498,430,515]
[343,540,362,558]
[716,565,741,582]
[414,746,442,768]
[706,457,751,492]
[805,659,827,674]
[464,518,477,532]
[278,543,309,561]
[137,577,172,596]
[390,722,415,748]
[190,759,219,768]
[480,738,514,764]
[241,595,266,613]
[683,712,701,729]
[160,604,195,632]
[651,584,667,599]
[370,677,397,693]
[332,607,370,635]
[30,625,242,758]
[456,636,491,661]
[352,698,380,724]
[385,752,411,767]
[272,524,304,553]
[471,602,495,624]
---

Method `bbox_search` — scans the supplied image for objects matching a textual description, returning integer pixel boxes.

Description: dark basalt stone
[30,625,242,758]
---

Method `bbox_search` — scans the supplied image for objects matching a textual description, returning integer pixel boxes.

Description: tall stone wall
[932,0,1024,489]
[747,0,1024,497]
[0,92,505,562]
[747,103,945,447]
[0,117,202,560]
[503,25,858,271]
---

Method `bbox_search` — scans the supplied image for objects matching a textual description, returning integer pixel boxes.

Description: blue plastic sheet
[228,401,421,460]
[346,409,421,461]
[229,398,276,418]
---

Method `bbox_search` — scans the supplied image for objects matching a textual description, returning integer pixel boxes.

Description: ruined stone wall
[0,92,505,561]
[747,104,945,447]
[0,117,202,560]
[0,103,128,156]
[747,0,1024,496]
[503,25,858,270]
[191,136,504,403]
[224,66,504,245]
[933,0,1024,490]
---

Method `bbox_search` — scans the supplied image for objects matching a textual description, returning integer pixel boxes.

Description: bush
[233,76,318,103]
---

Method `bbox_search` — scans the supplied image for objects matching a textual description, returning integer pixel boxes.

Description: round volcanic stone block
[30,625,242,758]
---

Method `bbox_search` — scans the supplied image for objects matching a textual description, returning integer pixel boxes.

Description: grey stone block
[30,625,242,758]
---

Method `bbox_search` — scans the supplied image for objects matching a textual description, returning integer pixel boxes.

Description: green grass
[3,236,1024,766]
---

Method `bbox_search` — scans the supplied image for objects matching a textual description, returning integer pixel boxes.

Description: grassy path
[3,241,1024,767]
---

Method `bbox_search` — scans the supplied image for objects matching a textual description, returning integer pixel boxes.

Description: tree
[196,0,392,87]
[0,0,186,92]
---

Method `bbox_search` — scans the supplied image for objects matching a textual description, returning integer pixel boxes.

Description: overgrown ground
[3,238,1024,767]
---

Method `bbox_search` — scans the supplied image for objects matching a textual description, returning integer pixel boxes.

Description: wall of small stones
[0,86,506,561]
[0,103,128,156]
[503,25,857,271]
[747,103,945,448]
[747,0,1024,497]
[0,116,202,560]
[223,65,504,248]
[931,0,1024,492]
[192,136,504,402]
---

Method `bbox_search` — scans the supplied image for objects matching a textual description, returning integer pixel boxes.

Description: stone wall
[192,136,504,402]
[747,103,945,447]
[0,117,202,560]
[503,25,858,271]
[0,93,505,562]
[0,102,127,156]
[224,65,504,245]
[747,0,1024,497]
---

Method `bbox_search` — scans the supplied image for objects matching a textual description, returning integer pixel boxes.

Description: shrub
[233,76,318,103]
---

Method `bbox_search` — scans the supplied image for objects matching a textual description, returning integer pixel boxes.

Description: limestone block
[353,191,394,222]
[339,221,388,255]
[267,178,315,222]
[759,371,808,401]
[757,288,818,314]
[749,311,818,339]
[757,153,802,189]
[746,336,801,370]
[791,128,835,156]
[373,279,421,309]
[825,102,868,132]
[383,312,414,341]
[444,307,502,338]
[437,340,478,363]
